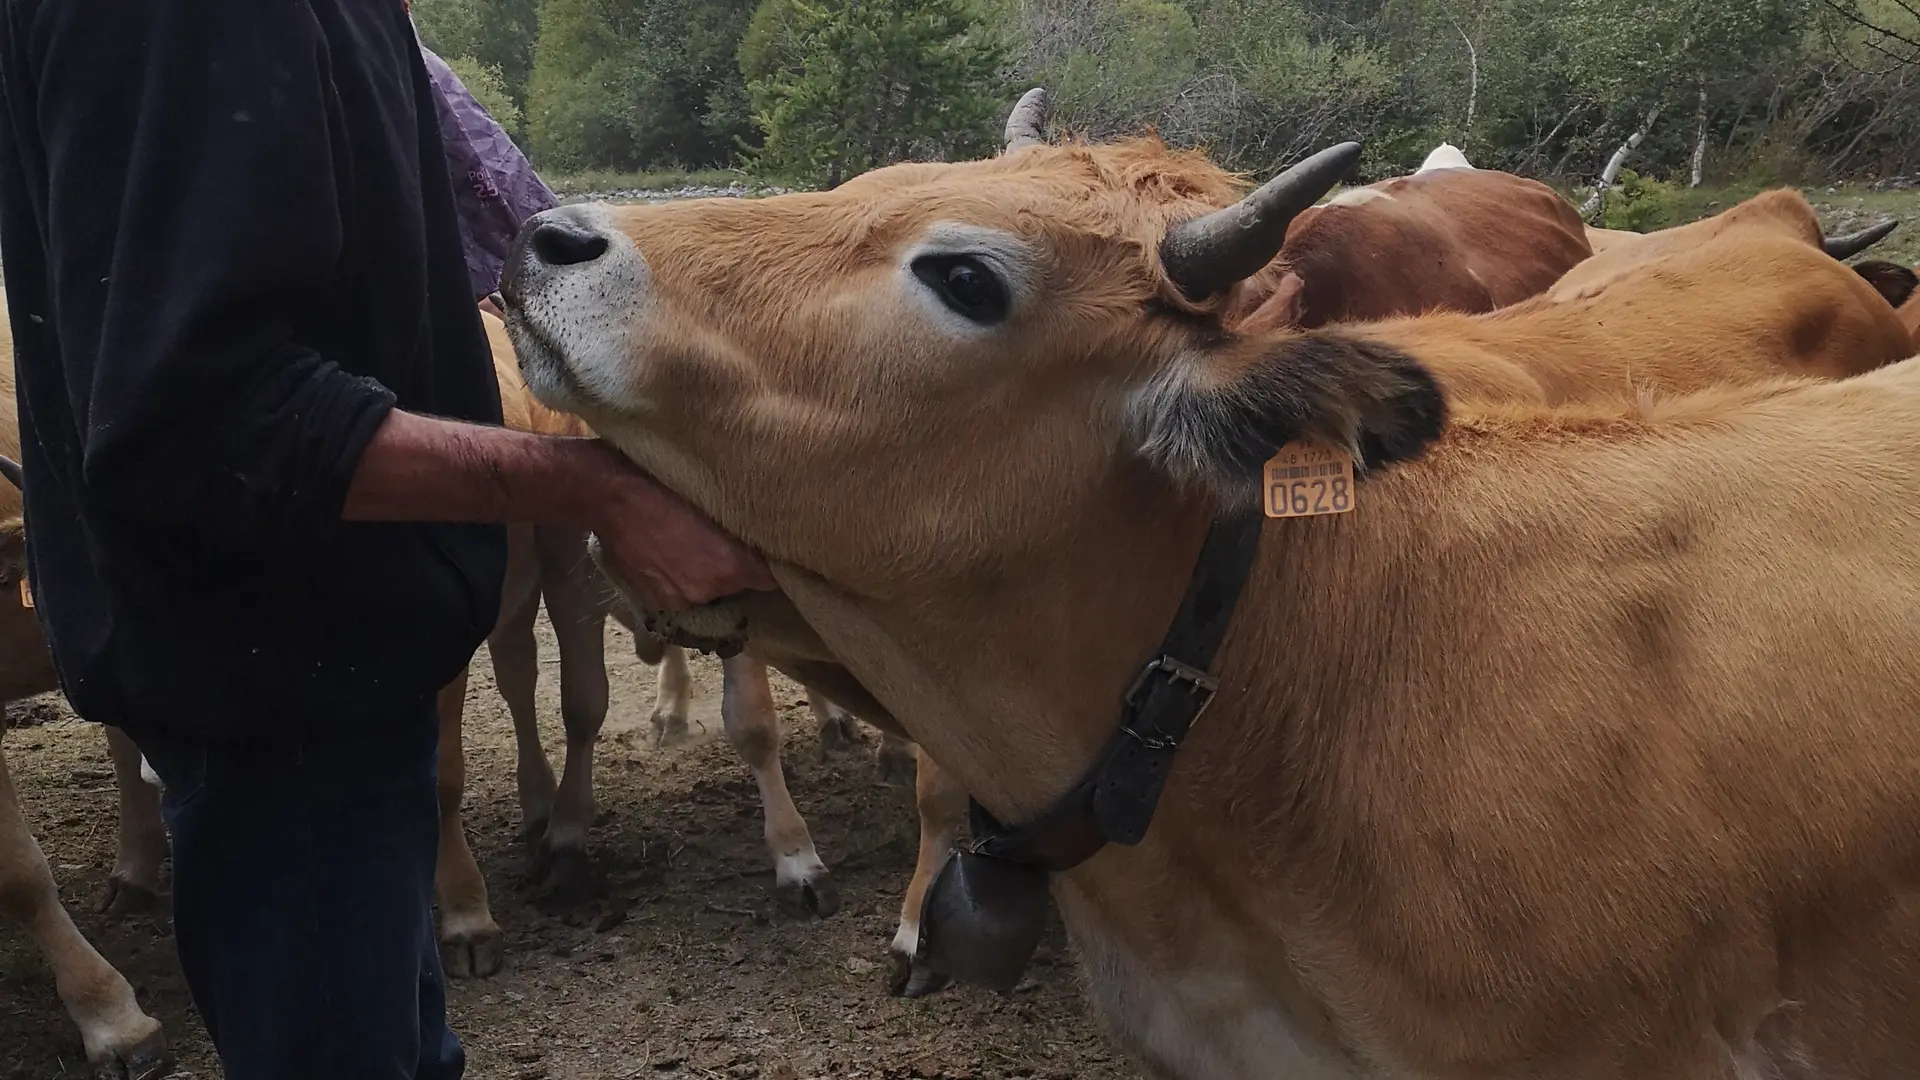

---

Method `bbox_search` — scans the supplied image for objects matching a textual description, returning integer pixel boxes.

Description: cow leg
[874,728,917,788]
[432,667,504,979]
[808,688,861,756]
[0,738,169,1078]
[721,655,839,918]
[889,745,967,998]
[490,526,553,848]
[635,634,693,748]
[529,523,612,907]
[95,727,165,915]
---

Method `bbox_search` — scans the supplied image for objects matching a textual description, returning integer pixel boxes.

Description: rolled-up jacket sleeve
[37,0,397,544]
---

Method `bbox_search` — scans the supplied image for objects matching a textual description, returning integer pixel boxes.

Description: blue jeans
[132,710,463,1080]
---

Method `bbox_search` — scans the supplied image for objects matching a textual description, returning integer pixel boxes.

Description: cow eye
[912,255,1009,325]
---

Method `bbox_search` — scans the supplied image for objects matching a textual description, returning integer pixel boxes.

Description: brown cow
[0,300,169,1078]
[1352,224,1917,405]
[501,134,1920,1079]
[1232,147,1593,333]
[1562,189,1896,303]
[882,102,1914,999]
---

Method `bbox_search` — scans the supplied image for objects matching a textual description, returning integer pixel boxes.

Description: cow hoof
[518,815,551,855]
[93,876,161,916]
[774,874,840,920]
[650,710,692,748]
[817,714,860,756]
[532,848,605,911]
[92,1027,171,1080]
[874,744,916,788]
[887,951,953,999]
[440,928,505,980]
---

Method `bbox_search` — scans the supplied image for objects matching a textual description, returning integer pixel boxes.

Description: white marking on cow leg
[96,727,166,915]
[889,745,966,998]
[648,642,693,747]
[0,737,169,1075]
[433,669,504,979]
[874,728,917,787]
[720,655,839,918]
[137,755,159,789]
[807,688,860,755]
[535,524,614,907]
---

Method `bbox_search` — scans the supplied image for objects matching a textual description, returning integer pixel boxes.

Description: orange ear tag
[18,576,32,609]
[1262,443,1355,518]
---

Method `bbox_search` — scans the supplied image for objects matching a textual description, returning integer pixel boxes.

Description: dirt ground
[0,612,1140,1080]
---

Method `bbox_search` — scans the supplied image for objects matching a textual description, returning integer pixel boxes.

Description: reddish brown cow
[1233,149,1592,332]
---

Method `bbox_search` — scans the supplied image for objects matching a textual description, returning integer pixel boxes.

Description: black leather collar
[914,509,1265,990]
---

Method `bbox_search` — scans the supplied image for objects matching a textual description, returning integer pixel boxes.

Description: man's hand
[342,411,778,611]
[584,462,776,612]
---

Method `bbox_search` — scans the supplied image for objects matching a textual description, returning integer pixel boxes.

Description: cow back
[1360,228,1917,406]
[1551,188,1826,302]
[1237,168,1591,333]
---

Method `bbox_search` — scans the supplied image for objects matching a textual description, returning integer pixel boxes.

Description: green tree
[412,0,542,121]
[528,0,759,170]
[742,0,1005,187]
[442,56,523,133]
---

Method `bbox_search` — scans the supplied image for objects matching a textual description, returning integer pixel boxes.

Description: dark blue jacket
[0,0,508,741]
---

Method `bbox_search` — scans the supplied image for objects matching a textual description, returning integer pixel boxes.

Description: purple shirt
[418,44,558,299]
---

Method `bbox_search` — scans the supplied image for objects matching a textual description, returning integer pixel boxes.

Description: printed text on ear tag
[1263,443,1354,518]
[18,576,32,609]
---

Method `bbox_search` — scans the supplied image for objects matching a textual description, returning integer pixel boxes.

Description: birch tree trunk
[1690,79,1708,188]
[1579,105,1663,220]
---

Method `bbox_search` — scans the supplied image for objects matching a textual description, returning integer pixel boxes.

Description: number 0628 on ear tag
[1263,443,1355,518]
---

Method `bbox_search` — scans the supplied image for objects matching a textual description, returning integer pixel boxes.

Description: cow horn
[1003,87,1051,154]
[1159,141,1363,302]
[1824,219,1898,259]
[0,455,21,489]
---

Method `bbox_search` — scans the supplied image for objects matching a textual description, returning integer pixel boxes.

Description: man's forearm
[341,408,640,527]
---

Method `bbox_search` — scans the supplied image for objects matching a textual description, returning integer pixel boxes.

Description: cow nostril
[531,221,610,267]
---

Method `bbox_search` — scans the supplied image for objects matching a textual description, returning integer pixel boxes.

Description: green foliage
[528,0,759,171]
[436,0,1915,184]
[741,0,1005,188]
[413,0,543,123]
[1593,168,1683,230]
[441,56,522,133]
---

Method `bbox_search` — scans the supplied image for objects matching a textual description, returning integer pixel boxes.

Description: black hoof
[774,875,840,920]
[887,951,953,999]
[533,848,606,911]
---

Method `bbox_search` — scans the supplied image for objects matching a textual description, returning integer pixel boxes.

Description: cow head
[500,137,1446,594]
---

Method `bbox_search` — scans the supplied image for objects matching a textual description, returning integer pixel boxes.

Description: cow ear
[1123,330,1448,506]
[1236,271,1307,334]
[1851,259,1918,310]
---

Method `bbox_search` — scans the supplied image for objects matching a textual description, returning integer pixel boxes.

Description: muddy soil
[1,612,1140,1079]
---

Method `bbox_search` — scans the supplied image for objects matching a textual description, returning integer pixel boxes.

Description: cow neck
[963,507,1265,872]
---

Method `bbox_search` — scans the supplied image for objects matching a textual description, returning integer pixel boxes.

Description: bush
[441,56,522,134]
